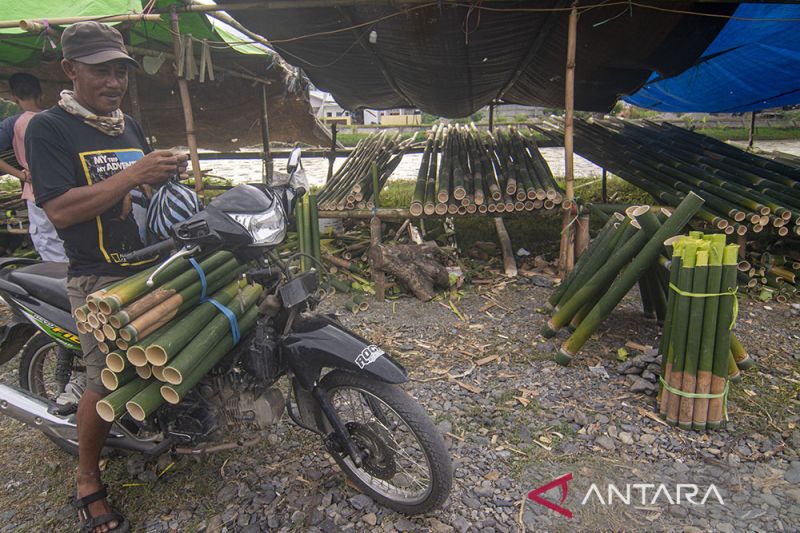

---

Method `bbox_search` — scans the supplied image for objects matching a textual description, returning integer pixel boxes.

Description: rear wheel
[317,370,452,515]
[19,332,81,456]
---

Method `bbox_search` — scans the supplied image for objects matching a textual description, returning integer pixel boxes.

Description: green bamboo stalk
[107,251,234,325]
[728,350,742,383]
[410,127,435,216]
[161,306,260,401]
[302,194,313,270]
[328,277,352,294]
[707,244,740,429]
[96,377,151,422]
[730,332,753,370]
[144,280,251,366]
[105,351,127,373]
[296,200,306,271]
[309,195,322,265]
[692,235,725,430]
[119,259,245,344]
[678,247,709,429]
[559,193,705,365]
[126,380,166,421]
[639,275,656,320]
[162,292,262,385]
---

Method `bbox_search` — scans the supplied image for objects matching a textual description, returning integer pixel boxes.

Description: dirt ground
[0,277,798,532]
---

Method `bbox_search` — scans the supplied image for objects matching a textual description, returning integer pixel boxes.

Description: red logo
[527,473,573,518]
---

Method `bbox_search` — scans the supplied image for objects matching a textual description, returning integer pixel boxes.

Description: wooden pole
[575,214,590,258]
[601,168,608,203]
[122,31,143,125]
[10,13,160,30]
[169,7,204,197]
[559,4,578,274]
[489,103,495,132]
[747,111,756,150]
[488,101,516,275]
[327,123,337,183]
[260,84,273,183]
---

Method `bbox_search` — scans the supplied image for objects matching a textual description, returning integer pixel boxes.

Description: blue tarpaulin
[625,4,800,113]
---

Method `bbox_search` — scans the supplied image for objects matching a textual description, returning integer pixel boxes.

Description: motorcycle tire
[19,332,80,456]
[317,369,452,515]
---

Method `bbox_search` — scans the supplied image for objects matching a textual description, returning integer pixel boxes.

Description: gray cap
[61,21,138,68]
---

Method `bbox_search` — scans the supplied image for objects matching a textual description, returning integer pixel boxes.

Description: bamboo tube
[76,321,89,335]
[108,251,235,326]
[145,283,259,366]
[126,380,166,421]
[96,378,152,422]
[98,342,112,355]
[707,244,739,429]
[162,292,259,385]
[106,351,127,373]
[728,351,742,383]
[92,329,105,343]
[135,365,152,380]
[692,235,725,431]
[101,365,137,392]
[309,195,322,265]
[152,365,166,382]
[658,236,684,411]
[116,339,129,351]
[677,247,709,429]
[559,194,705,364]
[119,260,244,343]
[74,305,90,323]
[161,307,258,404]
[730,332,753,370]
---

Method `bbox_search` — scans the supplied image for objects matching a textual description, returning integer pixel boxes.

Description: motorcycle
[0,183,452,514]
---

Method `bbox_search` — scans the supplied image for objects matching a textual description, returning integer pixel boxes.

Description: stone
[362,513,378,526]
[618,432,634,445]
[596,436,616,451]
[349,494,373,511]
[205,514,223,533]
[437,420,453,435]
[451,515,471,533]
[639,434,657,445]
[216,483,238,504]
[784,466,800,485]
[474,486,494,498]
[631,377,655,393]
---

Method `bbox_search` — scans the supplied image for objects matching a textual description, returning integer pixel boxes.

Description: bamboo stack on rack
[317,131,415,210]
[86,254,262,423]
[409,124,565,216]
[658,234,742,431]
[536,118,800,238]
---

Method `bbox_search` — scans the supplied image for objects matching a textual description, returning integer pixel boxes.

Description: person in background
[0,109,20,152]
[0,73,68,261]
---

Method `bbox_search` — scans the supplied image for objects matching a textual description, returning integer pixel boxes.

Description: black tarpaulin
[220,1,734,116]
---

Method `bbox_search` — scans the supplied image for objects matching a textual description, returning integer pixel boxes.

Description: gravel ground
[0,278,798,532]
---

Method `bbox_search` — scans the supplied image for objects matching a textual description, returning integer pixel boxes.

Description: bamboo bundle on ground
[737,246,799,302]
[317,131,415,210]
[657,233,742,431]
[94,270,263,422]
[409,124,564,216]
[536,118,800,238]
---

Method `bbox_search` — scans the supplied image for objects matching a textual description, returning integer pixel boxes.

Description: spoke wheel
[317,370,452,515]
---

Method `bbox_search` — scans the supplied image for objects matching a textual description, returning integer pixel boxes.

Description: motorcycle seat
[8,262,71,311]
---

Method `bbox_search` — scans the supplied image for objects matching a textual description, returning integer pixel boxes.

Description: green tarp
[0,0,264,68]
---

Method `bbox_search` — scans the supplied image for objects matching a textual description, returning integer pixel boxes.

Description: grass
[695,126,800,142]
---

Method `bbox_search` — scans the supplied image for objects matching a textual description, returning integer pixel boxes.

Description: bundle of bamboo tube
[73,252,262,422]
[542,193,706,364]
[536,119,800,237]
[737,248,799,302]
[658,234,745,431]
[294,194,321,271]
[317,131,415,210]
[409,124,564,216]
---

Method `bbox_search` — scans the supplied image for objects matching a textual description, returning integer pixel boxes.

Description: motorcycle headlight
[230,209,287,246]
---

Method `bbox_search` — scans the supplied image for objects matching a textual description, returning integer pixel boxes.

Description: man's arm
[0,159,25,182]
[42,150,188,229]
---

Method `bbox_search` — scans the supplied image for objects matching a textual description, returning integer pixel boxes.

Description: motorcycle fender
[282,315,408,389]
[0,320,36,366]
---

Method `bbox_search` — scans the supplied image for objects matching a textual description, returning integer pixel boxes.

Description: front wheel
[317,370,452,515]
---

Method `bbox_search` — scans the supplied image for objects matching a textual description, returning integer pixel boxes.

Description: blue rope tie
[189,258,241,344]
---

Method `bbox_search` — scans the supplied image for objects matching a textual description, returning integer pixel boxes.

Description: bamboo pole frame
[1,14,160,30]
[559,4,578,274]
[170,6,204,197]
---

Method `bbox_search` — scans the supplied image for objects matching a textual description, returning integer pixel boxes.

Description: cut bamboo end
[543,200,555,210]
[87,313,100,329]
[108,313,124,329]
[127,346,149,367]
[163,368,182,385]
[161,385,180,404]
[135,365,152,379]
[98,342,111,355]
[554,347,574,366]
[86,300,99,314]
[478,205,488,214]
[434,203,448,215]
[74,306,89,323]
[76,321,89,335]
[97,296,121,316]
[453,187,466,201]
[125,401,147,422]
[630,205,651,218]
[437,192,449,203]
[97,312,108,325]
[96,400,116,423]
[423,204,435,216]
[545,190,558,201]
[409,203,424,216]
[106,352,126,373]
[100,368,119,391]
[145,345,168,367]
[724,225,735,235]
[120,325,136,343]
[116,339,129,351]
[540,320,558,338]
[152,365,166,382]
[778,226,789,237]
[92,329,105,343]
[102,324,117,341]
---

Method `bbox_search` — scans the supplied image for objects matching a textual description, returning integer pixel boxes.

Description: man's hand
[130,150,189,186]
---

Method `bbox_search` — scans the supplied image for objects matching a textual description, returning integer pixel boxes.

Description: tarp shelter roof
[625,4,800,113]
[218,0,733,117]
[0,1,329,149]
[0,0,265,68]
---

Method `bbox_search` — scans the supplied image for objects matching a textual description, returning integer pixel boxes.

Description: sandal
[72,485,130,533]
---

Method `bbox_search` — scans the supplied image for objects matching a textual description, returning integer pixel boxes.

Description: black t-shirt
[26,106,157,277]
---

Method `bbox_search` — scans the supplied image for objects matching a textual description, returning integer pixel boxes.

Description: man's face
[63,59,129,116]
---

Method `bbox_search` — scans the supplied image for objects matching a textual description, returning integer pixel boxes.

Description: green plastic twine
[659,377,730,422]
[668,283,738,330]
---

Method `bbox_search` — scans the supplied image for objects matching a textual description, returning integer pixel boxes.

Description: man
[0,73,68,261]
[26,21,188,533]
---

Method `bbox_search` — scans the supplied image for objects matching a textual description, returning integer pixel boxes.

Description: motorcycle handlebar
[122,238,176,263]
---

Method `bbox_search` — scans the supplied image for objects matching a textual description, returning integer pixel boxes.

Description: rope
[659,377,729,421]
[188,258,241,344]
[668,282,738,330]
